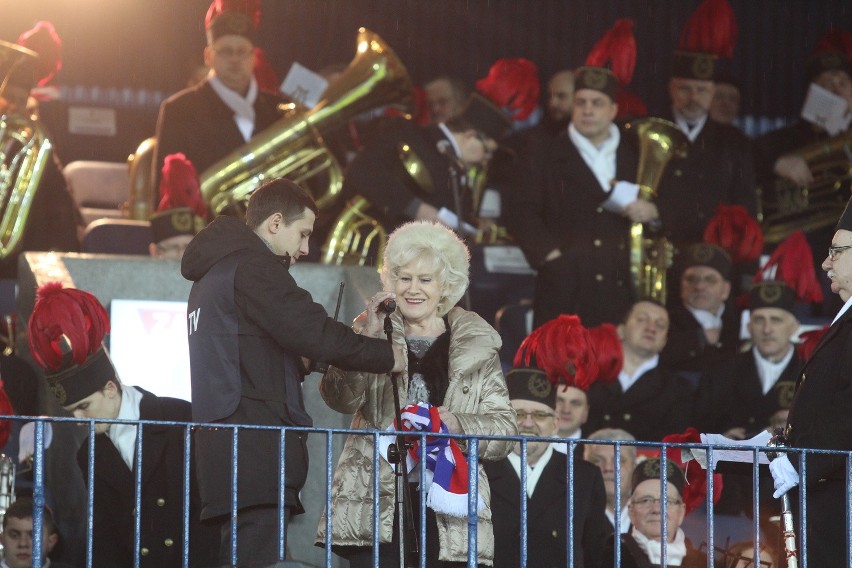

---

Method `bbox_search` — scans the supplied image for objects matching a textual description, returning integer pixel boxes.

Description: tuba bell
[623,117,689,303]
[757,129,852,245]
[200,28,414,217]
[0,41,53,260]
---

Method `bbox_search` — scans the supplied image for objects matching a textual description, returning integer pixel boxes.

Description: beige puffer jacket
[315,307,516,565]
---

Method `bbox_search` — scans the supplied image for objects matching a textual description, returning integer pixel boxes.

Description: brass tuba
[0,41,52,259]
[757,129,852,245]
[623,117,689,302]
[126,136,157,220]
[200,28,414,217]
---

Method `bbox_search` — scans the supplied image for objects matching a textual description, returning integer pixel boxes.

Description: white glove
[437,207,476,235]
[769,454,799,498]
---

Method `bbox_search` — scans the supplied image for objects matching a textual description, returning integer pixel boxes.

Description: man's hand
[438,407,462,434]
[769,454,799,498]
[722,427,746,440]
[622,200,660,224]
[774,154,814,187]
[543,248,562,263]
[391,344,406,373]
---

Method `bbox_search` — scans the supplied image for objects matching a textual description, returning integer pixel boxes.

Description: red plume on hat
[703,204,763,264]
[17,21,62,86]
[586,19,637,86]
[27,282,109,373]
[513,315,600,391]
[661,427,723,515]
[206,0,262,29]
[754,231,823,304]
[157,154,208,220]
[587,324,622,383]
[0,380,13,448]
[797,325,829,362]
[678,0,737,59]
[812,29,852,60]
[475,58,540,122]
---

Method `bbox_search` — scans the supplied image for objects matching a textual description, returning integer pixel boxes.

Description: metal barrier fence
[4,415,851,568]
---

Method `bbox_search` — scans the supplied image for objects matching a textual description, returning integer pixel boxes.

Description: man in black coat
[182,178,405,566]
[153,11,285,202]
[769,197,852,567]
[485,368,610,568]
[508,66,646,328]
[586,300,693,442]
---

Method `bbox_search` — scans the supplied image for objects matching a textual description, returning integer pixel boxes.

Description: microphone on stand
[378,298,397,314]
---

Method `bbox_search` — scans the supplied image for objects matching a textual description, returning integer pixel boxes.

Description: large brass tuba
[200,28,413,217]
[0,41,52,259]
[623,117,689,303]
[757,129,852,245]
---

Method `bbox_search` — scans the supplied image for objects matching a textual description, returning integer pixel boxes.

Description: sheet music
[800,82,851,136]
[683,430,773,470]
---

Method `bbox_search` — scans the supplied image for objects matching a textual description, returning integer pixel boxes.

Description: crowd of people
[0,0,851,567]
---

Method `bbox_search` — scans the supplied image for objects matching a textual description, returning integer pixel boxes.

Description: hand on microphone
[360,291,397,338]
[769,454,799,498]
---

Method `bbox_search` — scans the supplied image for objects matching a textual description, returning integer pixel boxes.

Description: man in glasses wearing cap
[768,197,852,566]
[153,9,286,203]
[484,367,609,568]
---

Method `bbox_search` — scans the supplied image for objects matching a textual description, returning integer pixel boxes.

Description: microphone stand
[767,428,799,568]
[383,305,418,567]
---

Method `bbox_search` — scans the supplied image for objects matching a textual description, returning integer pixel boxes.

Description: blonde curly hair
[380,221,470,317]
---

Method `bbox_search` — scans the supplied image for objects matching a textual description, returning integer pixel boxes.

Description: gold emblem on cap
[692,54,714,80]
[641,458,662,478]
[49,380,67,406]
[692,244,714,263]
[777,381,796,409]
[583,68,608,91]
[528,373,552,399]
[171,211,193,232]
[758,282,782,304]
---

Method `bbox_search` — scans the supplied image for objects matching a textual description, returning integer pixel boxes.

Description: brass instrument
[200,28,414,217]
[0,41,52,260]
[623,117,689,302]
[757,130,852,245]
[767,429,799,568]
[322,196,387,266]
[126,136,157,220]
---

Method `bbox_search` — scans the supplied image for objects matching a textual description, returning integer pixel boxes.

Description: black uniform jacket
[585,366,694,442]
[153,79,285,199]
[76,388,216,567]
[660,303,741,381]
[485,451,610,568]
[784,307,852,567]
[507,126,638,327]
[181,215,393,520]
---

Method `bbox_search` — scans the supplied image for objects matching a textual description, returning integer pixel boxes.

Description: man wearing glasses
[768,198,852,566]
[606,458,708,567]
[484,367,610,568]
[152,9,286,204]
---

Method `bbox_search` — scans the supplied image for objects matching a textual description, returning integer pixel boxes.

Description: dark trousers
[214,505,292,568]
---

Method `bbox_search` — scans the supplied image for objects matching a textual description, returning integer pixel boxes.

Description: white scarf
[107,385,143,471]
[753,346,794,394]
[568,123,620,192]
[687,303,725,331]
[208,73,259,142]
[673,111,708,142]
[631,526,687,565]
[508,444,554,498]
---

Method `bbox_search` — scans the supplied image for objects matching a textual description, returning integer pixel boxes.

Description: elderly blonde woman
[316,221,516,567]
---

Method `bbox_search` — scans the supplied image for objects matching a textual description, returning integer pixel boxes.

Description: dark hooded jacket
[181,215,393,519]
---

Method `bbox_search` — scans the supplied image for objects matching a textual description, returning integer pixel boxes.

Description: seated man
[583,428,638,533]
[605,458,708,567]
[696,281,802,438]
[661,244,741,382]
[0,498,72,568]
[149,153,207,260]
[586,299,694,441]
[551,384,589,457]
[27,283,216,567]
[484,367,610,568]
[424,75,469,124]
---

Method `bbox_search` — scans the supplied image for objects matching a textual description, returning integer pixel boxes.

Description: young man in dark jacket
[182,178,404,566]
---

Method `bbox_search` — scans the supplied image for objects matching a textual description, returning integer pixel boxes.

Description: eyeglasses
[630,496,685,509]
[683,274,722,286]
[828,245,852,261]
[213,47,254,59]
[514,410,556,423]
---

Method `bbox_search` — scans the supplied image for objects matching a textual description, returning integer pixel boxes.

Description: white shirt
[507,444,554,498]
[208,73,259,142]
[673,111,708,142]
[606,505,631,534]
[687,303,726,331]
[832,295,852,325]
[618,355,660,392]
[551,429,582,455]
[107,385,143,471]
[568,123,620,192]
[753,346,795,394]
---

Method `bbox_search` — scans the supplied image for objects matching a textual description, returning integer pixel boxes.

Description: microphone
[436,140,466,172]
[378,298,397,313]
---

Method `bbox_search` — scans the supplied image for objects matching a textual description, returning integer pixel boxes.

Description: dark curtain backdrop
[1,0,850,161]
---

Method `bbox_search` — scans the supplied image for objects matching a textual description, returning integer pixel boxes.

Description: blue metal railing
[3,415,850,567]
